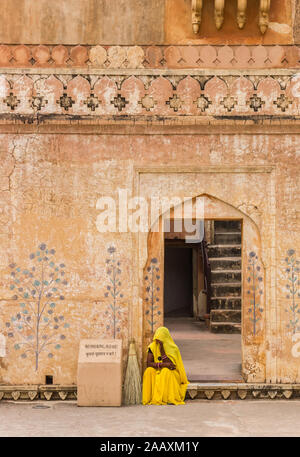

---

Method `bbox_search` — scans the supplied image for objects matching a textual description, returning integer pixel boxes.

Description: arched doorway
[142,194,266,383]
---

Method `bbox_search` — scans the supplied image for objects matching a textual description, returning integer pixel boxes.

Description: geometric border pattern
[0,73,298,119]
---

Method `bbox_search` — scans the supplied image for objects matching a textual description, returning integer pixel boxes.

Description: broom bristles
[123,341,142,405]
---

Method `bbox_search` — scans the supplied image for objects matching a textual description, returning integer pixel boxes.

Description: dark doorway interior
[163,220,242,382]
[164,245,193,317]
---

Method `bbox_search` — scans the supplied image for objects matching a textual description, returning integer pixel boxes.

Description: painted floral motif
[246,251,263,335]
[104,246,124,339]
[145,258,161,334]
[5,243,70,371]
[284,249,300,335]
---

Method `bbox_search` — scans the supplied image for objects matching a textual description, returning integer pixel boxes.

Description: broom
[123,262,142,406]
[123,339,142,405]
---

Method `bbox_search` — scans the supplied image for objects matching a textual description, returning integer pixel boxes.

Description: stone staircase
[208,220,242,333]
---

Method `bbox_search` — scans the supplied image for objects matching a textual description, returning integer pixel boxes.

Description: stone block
[210,309,241,323]
[77,339,123,407]
[210,322,241,334]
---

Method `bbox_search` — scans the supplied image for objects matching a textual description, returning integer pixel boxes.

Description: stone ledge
[0,385,76,401]
[0,383,300,401]
[186,383,299,400]
[0,116,299,135]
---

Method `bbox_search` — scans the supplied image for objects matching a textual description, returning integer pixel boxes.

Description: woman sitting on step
[142,326,189,405]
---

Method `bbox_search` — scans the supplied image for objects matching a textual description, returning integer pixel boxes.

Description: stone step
[208,245,241,258]
[214,233,241,245]
[210,322,241,334]
[211,270,241,283]
[210,297,242,310]
[211,283,241,297]
[210,309,241,323]
[210,257,242,270]
[214,220,241,231]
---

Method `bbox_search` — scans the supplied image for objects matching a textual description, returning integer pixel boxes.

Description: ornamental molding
[0,44,298,70]
[0,73,297,121]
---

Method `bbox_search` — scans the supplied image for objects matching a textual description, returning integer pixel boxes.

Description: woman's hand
[164,361,176,370]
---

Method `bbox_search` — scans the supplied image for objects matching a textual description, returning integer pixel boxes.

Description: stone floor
[0,400,299,437]
[165,317,242,382]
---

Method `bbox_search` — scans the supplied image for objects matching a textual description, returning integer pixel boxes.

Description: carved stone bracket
[237,0,247,29]
[259,0,271,34]
[215,0,225,30]
[192,0,203,34]
[192,0,271,34]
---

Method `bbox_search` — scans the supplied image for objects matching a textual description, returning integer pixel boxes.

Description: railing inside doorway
[200,233,212,315]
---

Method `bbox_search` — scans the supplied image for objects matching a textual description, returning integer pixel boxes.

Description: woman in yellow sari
[142,327,189,405]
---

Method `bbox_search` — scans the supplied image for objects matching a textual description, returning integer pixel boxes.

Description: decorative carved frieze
[0,72,297,120]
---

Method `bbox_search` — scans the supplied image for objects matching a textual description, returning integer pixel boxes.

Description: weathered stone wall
[293,0,300,43]
[0,126,298,385]
[0,0,295,45]
[0,0,165,45]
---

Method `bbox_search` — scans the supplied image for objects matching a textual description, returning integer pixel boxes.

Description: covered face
[153,327,173,344]
[148,326,189,386]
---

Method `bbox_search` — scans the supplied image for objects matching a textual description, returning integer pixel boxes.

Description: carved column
[214,0,225,30]
[192,0,203,34]
[259,0,271,34]
[237,0,247,29]
[190,0,271,34]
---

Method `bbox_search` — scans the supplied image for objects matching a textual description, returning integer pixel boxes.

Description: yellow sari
[142,327,189,405]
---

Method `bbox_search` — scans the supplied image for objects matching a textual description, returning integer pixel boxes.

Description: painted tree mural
[5,243,70,370]
[145,258,161,334]
[284,249,300,335]
[246,251,264,335]
[104,246,124,339]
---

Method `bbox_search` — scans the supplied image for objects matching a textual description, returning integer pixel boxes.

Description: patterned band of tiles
[0,73,298,119]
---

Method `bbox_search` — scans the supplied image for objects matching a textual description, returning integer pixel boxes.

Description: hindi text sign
[77,339,122,407]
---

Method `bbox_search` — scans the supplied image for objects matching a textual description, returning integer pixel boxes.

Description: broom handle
[128,239,136,346]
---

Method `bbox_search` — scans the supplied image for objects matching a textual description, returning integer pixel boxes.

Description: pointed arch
[142,192,266,383]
